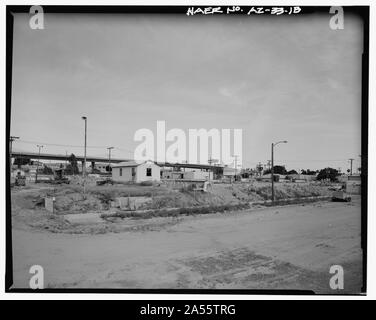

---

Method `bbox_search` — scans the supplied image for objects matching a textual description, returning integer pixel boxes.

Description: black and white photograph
[5,4,368,295]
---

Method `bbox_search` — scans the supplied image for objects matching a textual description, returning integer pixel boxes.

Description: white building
[111,161,160,183]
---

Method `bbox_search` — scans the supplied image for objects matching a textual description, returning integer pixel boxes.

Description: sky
[10,12,363,172]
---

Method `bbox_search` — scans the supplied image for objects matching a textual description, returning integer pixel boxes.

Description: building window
[120,168,122,176]
[146,168,152,177]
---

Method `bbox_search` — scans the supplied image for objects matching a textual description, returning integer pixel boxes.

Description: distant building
[111,160,160,183]
[182,170,213,181]
[161,170,184,180]
[223,167,237,177]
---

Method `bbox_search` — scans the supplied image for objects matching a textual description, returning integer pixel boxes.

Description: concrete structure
[11,151,128,164]
[11,152,223,176]
[112,161,160,183]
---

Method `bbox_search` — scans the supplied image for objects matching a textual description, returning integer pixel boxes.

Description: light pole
[271,140,287,202]
[349,158,354,176]
[35,145,44,183]
[107,147,114,174]
[233,155,239,183]
[82,116,87,176]
[208,156,218,182]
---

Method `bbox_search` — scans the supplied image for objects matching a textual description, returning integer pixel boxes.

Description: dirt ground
[11,195,363,293]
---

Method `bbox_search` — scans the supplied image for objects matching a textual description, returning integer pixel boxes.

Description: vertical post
[271,143,274,202]
[208,156,211,182]
[81,116,87,195]
[234,155,238,182]
[9,136,19,178]
[107,147,114,174]
[83,117,87,176]
[349,158,354,176]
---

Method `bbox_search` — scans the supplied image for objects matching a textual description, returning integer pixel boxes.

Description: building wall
[112,167,134,182]
[112,162,160,182]
[135,162,160,182]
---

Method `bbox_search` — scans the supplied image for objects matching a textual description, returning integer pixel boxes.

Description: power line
[15,139,134,154]
[17,139,109,149]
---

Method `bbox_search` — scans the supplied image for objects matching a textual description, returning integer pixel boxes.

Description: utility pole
[349,158,354,176]
[9,136,19,175]
[82,116,87,176]
[234,155,239,182]
[358,154,362,175]
[208,156,212,182]
[271,144,274,201]
[107,147,114,174]
[271,140,288,203]
[208,156,218,182]
[35,145,44,183]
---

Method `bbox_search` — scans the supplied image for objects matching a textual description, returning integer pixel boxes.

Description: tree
[316,167,339,182]
[301,169,316,175]
[263,166,287,175]
[13,157,31,167]
[65,154,79,175]
[273,165,287,175]
[287,169,298,175]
